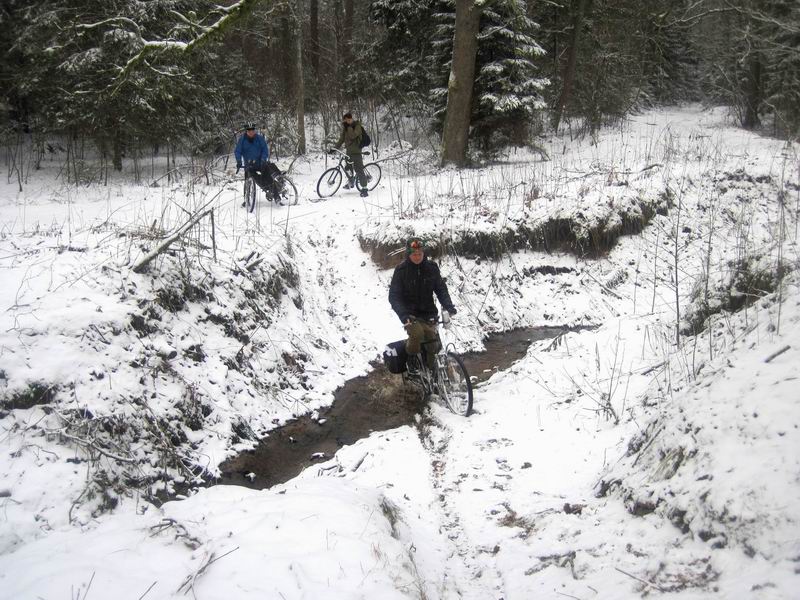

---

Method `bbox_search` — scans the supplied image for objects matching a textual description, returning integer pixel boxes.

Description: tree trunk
[113,137,123,171]
[334,0,343,93]
[310,0,320,75]
[742,51,762,129]
[293,0,306,154]
[281,16,293,86]
[552,0,590,131]
[343,0,354,63]
[440,0,482,168]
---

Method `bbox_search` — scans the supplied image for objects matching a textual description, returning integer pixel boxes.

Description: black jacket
[389,257,455,323]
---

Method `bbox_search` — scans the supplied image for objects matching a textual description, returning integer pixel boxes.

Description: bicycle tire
[317,167,343,198]
[356,163,382,192]
[244,176,257,213]
[436,352,473,416]
[274,174,298,206]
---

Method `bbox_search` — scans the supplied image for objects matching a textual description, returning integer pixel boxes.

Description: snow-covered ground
[1,106,798,599]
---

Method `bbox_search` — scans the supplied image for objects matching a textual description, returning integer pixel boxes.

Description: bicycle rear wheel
[317,167,342,198]
[356,163,382,192]
[274,174,298,205]
[244,176,257,212]
[436,352,473,416]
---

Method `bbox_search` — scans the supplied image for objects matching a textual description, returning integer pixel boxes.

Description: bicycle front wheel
[274,174,298,205]
[436,352,473,416]
[317,167,342,198]
[356,163,382,192]
[244,176,257,212]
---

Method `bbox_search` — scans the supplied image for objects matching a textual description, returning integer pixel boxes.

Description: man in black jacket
[389,238,457,370]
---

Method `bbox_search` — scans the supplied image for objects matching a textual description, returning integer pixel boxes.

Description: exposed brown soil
[359,194,667,268]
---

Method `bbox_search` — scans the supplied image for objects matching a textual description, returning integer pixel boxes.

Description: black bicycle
[316,148,381,199]
[383,315,473,416]
[243,162,298,212]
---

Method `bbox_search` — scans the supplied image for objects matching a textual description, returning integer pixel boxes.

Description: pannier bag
[382,340,408,374]
[266,162,282,178]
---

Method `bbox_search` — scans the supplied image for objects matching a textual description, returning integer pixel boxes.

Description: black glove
[328,148,336,154]
[447,307,457,316]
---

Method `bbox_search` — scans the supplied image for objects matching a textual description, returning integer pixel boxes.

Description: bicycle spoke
[437,353,473,416]
[316,167,342,198]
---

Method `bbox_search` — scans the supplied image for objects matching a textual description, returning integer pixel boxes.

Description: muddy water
[217,326,566,490]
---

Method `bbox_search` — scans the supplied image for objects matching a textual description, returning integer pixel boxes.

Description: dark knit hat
[406,237,424,255]
[343,112,353,119]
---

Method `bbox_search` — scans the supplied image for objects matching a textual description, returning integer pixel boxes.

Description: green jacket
[335,121,364,155]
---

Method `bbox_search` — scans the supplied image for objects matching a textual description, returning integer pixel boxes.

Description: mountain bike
[243,162,298,212]
[383,314,473,416]
[316,148,381,199]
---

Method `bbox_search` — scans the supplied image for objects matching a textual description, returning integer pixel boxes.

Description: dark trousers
[246,164,274,194]
[347,152,367,188]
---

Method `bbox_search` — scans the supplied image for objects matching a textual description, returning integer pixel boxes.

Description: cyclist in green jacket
[332,112,368,197]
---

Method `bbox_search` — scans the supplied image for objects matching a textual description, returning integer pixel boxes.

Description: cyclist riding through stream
[389,238,458,372]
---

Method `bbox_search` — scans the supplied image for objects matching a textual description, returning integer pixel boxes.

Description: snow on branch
[89,0,264,88]
[669,0,800,35]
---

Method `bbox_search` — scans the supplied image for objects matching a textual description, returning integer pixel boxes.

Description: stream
[217,326,567,489]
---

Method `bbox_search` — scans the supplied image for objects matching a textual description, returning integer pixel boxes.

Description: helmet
[244,122,257,130]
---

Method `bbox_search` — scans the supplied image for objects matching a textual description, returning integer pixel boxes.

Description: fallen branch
[584,271,623,299]
[614,566,666,593]
[138,581,158,600]
[631,425,664,467]
[639,360,666,376]
[132,209,212,273]
[764,345,790,363]
[177,546,239,596]
[59,430,137,463]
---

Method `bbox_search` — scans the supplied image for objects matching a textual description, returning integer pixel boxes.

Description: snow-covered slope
[0,106,798,599]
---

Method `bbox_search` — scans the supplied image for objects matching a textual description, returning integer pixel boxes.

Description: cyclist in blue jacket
[235,123,275,200]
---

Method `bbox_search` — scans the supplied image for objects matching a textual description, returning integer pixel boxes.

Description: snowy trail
[1,107,799,599]
[419,408,509,600]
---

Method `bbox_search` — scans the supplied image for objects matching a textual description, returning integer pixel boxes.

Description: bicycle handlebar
[328,148,370,158]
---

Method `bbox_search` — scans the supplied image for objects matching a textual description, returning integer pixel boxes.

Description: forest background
[2,0,799,173]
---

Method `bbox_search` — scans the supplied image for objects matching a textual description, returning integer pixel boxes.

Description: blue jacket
[235,133,270,167]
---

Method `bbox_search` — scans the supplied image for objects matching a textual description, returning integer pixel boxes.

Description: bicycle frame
[242,161,298,209]
[316,148,381,200]
[328,149,356,180]
[403,324,458,391]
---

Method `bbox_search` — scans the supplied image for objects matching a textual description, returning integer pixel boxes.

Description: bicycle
[242,162,298,212]
[316,148,381,199]
[383,314,474,416]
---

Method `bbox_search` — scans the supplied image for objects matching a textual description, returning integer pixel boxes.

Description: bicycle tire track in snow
[418,407,508,600]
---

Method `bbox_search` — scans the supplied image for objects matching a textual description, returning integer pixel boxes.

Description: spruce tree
[431,0,548,155]
[471,0,547,150]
